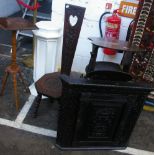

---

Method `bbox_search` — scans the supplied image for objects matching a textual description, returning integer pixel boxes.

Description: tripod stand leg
[12,73,19,110]
[0,72,9,96]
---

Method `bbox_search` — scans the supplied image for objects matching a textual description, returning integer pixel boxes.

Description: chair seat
[94,61,122,72]
[35,71,81,98]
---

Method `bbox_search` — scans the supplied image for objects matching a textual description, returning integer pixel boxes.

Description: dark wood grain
[0,17,37,30]
[88,37,147,52]
[56,75,152,150]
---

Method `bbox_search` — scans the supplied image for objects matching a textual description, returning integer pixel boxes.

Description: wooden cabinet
[56,75,152,150]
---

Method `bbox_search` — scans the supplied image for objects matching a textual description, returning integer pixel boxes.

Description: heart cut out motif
[69,15,78,27]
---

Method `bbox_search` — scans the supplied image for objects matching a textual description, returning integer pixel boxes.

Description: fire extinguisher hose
[99,12,111,38]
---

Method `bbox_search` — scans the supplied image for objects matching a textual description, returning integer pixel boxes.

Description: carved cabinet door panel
[72,93,127,147]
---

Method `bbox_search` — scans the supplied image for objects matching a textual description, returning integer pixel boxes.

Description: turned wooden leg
[18,72,29,93]
[0,72,9,96]
[33,93,42,118]
[12,73,19,111]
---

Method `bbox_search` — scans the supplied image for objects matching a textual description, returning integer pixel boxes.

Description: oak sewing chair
[33,4,85,117]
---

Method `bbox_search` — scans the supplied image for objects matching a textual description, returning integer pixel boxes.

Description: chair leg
[33,93,42,118]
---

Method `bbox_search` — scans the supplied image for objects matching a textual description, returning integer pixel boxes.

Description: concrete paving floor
[0,45,153,155]
[0,125,133,155]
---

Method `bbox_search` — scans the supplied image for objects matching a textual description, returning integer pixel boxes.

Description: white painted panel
[66,0,90,7]
[46,40,58,73]
[72,55,90,73]
[80,19,100,39]
[85,0,107,21]
[119,17,132,41]
[52,0,90,15]
[75,38,92,57]
[119,27,128,41]
[34,38,47,81]
[51,11,63,19]
[120,16,133,28]
[97,48,104,61]
[33,33,62,82]
[52,0,65,15]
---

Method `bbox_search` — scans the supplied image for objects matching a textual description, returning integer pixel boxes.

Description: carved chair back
[60,4,85,75]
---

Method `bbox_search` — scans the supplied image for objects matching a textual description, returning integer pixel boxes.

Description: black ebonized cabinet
[56,75,152,150]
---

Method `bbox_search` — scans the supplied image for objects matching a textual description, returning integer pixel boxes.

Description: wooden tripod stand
[0,17,37,110]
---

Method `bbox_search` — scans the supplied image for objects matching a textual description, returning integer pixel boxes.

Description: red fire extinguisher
[104,9,121,55]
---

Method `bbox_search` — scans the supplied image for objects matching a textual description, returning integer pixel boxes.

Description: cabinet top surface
[88,37,147,52]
